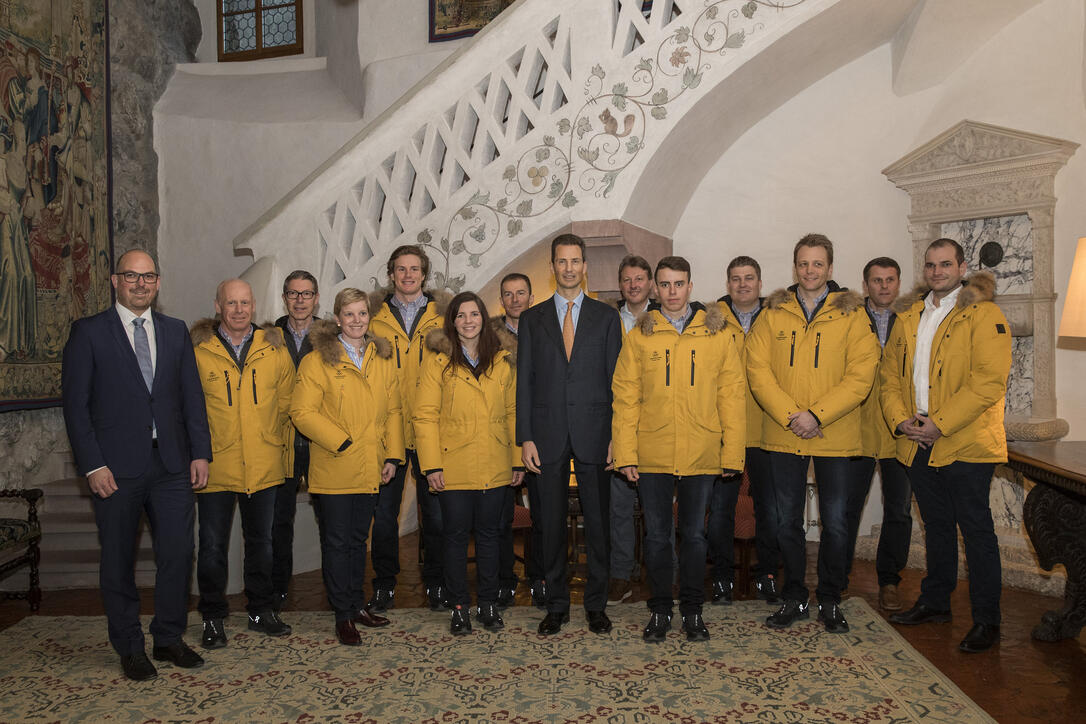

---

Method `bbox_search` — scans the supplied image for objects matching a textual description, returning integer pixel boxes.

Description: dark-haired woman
[414,292,523,635]
[290,288,403,645]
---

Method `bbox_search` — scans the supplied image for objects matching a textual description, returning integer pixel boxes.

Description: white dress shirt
[913,285,961,414]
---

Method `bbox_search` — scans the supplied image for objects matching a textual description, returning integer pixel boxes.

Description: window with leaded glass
[218,0,303,62]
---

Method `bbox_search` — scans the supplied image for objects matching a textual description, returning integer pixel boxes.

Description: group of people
[61,229,1011,682]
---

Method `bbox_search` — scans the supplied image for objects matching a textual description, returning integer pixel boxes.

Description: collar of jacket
[423,327,515,368]
[190,319,283,356]
[636,301,727,336]
[308,318,392,366]
[765,280,862,319]
[892,271,996,316]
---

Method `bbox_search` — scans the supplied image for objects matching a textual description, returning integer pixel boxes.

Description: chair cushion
[512,505,533,528]
[0,519,41,553]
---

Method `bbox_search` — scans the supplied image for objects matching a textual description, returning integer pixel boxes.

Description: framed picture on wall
[0,0,114,411]
[428,0,517,43]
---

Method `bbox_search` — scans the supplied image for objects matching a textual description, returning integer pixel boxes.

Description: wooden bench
[0,488,43,611]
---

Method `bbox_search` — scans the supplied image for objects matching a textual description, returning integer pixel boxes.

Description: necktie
[132,318,154,392]
[563,300,575,361]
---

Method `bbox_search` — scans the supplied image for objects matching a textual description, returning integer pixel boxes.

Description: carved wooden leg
[1023,483,1086,641]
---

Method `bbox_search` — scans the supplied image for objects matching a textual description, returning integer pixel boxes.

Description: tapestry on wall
[428,0,519,43]
[0,0,111,410]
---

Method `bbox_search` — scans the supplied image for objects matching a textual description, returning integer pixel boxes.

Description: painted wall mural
[0,0,111,409]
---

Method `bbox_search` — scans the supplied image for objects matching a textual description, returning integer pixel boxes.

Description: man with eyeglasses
[271,271,320,612]
[62,250,212,681]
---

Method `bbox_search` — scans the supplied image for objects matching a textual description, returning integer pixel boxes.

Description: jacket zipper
[224,370,233,406]
[789,331,796,367]
[901,350,906,376]
[665,349,671,386]
[814,332,821,368]
[252,368,258,404]
[395,337,402,368]
[690,350,695,385]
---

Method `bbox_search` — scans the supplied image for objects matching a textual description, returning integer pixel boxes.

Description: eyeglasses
[115,271,160,284]
[285,290,316,300]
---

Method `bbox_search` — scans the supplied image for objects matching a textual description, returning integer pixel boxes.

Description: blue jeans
[908,446,1000,625]
[639,473,715,615]
[439,486,507,607]
[197,485,278,619]
[314,492,376,622]
[707,476,740,581]
[846,456,912,587]
[766,453,855,605]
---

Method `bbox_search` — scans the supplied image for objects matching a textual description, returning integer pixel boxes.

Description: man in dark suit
[62,249,211,681]
[516,234,622,635]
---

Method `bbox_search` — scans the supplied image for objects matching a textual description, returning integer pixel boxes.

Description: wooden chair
[0,488,43,611]
[733,470,757,598]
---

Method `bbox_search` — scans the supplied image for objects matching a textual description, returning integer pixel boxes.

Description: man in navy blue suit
[62,250,211,681]
[516,234,622,635]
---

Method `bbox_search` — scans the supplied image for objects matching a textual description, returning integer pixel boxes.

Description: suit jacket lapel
[109,309,150,393]
[569,298,595,361]
[539,299,565,354]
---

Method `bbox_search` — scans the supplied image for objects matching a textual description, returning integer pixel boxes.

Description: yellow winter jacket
[718,297,766,449]
[191,320,295,494]
[290,320,404,495]
[413,330,519,490]
[745,283,880,457]
[859,301,897,460]
[367,289,450,450]
[880,273,1011,468]
[612,304,746,475]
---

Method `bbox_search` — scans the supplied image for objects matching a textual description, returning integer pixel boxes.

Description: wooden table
[1006,440,1086,641]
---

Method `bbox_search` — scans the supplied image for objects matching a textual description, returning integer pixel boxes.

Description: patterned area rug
[0,599,993,723]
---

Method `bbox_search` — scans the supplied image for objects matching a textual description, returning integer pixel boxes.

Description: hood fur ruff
[637,302,726,335]
[424,327,516,366]
[765,286,863,314]
[892,271,996,315]
[490,317,519,357]
[190,318,284,348]
[308,318,392,365]
[367,287,454,320]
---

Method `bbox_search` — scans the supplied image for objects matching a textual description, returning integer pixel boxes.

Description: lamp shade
[1059,237,1086,338]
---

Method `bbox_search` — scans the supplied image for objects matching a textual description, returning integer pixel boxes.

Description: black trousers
[440,486,507,607]
[92,447,194,656]
[498,475,545,588]
[908,446,1001,625]
[314,492,377,622]
[640,473,715,615]
[372,449,444,590]
[536,440,610,612]
[845,456,912,587]
[271,442,309,597]
[196,485,277,619]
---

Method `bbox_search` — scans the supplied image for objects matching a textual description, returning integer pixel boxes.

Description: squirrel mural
[599,108,636,138]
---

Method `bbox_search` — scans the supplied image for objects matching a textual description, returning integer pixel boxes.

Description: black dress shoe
[530,581,547,610]
[120,652,158,681]
[450,605,472,635]
[249,611,292,637]
[754,574,781,604]
[711,579,734,606]
[336,620,361,646]
[272,592,288,613]
[152,641,204,668]
[496,587,516,611]
[765,600,809,629]
[587,610,612,634]
[476,603,505,631]
[201,619,227,650]
[642,612,672,642]
[681,613,710,641]
[537,611,569,635]
[959,623,1000,653]
[817,602,849,633]
[353,607,391,628]
[889,603,952,626]
[368,588,394,613]
[427,585,450,612]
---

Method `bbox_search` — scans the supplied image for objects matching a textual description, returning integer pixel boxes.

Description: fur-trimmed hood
[490,316,519,356]
[892,271,996,315]
[424,326,516,366]
[636,301,726,335]
[368,287,453,321]
[765,282,863,315]
[190,318,284,348]
[308,318,392,365]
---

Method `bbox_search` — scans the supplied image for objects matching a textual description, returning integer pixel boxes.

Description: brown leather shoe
[353,607,391,628]
[336,619,361,645]
[879,584,903,611]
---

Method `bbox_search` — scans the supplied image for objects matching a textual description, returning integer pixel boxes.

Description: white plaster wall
[674,0,1086,543]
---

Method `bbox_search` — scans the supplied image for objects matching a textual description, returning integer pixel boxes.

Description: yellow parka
[718,297,766,449]
[880,273,1011,468]
[413,329,519,490]
[612,304,747,475]
[745,283,880,457]
[191,320,295,494]
[290,320,405,495]
[367,289,450,450]
[859,301,897,460]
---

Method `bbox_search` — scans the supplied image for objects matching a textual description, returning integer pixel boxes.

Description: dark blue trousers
[92,447,194,656]
[908,446,1001,625]
[439,486,507,607]
[639,473,715,616]
[845,456,912,587]
[372,449,444,590]
[196,485,277,619]
[710,447,779,580]
[314,492,377,622]
[272,442,309,597]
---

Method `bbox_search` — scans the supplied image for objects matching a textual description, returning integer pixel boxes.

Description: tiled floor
[2,535,1082,722]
